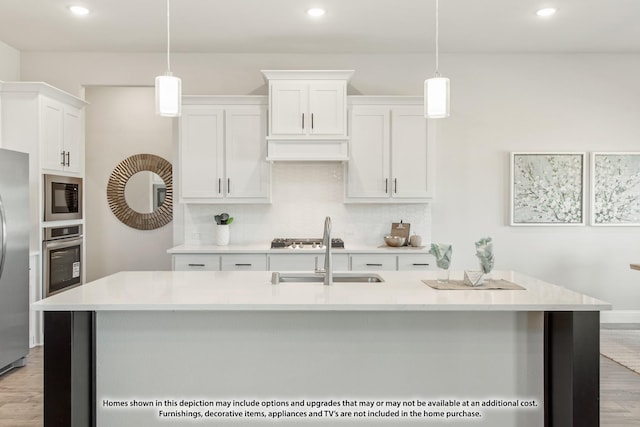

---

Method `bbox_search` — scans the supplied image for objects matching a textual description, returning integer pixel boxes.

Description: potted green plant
[214,213,234,245]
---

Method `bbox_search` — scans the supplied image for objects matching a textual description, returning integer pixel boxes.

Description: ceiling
[0,0,639,54]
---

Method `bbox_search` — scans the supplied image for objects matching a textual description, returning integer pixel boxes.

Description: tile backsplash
[181,162,431,247]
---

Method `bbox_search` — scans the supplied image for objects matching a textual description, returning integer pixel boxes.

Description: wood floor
[1,330,639,426]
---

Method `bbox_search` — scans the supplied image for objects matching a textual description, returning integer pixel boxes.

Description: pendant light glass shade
[424,76,450,118]
[155,72,182,117]
[155,0,181,117]
[424,0,450,119]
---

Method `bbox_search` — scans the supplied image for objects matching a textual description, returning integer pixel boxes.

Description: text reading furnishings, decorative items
[510,152,586,226]
[424,0,450,118]
[107,154,173,230]
[155,0,181,117]
[591,152,640,226]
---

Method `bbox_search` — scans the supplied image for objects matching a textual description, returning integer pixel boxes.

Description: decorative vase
[437,267,450,283]
[215,224,230,246]
[464,271,486,287]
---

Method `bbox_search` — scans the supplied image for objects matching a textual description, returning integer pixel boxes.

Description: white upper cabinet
[224,107,270,200]
[262,70,353,161]
[40,97,83,174]
[269,80,346,137]
[264,71,352,139]
[179,97,270,204]
[179,106,224,201]
[346,106,390,198]
[346,97,434,202]
[1,83,87,176]
[390,107,431,199]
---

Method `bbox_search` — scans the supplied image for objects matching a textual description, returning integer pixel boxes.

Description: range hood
[265,138,349,162]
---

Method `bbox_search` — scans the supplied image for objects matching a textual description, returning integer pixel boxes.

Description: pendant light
[155,0,181,117]
[424,0,450,118]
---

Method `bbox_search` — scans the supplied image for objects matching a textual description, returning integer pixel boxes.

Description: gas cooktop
[270,238,345,249]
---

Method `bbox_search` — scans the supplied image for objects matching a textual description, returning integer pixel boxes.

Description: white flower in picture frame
[510,152,586,226]
[591,152,640,226]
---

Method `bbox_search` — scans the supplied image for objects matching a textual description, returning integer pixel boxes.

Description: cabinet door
[40,98,66,172]
[180,106,224,201]
[173,255,220,271]
[390,107,431,199]
[269,253,349,271]
[350,254,397,271]
[397,254,432,271]
[224,107,270,200]
[346,106,390,199]
[269,82,307,136]
[309,81,346,136]
[221,254,267,271]
[63,106,82,174]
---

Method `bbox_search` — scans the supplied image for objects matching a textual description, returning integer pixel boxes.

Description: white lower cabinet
[173,252,432,272]
[173,255,220,271]
[350,254,397,271]
[220,254,267,271]
[397,254,432,271]
[269,253,349,271]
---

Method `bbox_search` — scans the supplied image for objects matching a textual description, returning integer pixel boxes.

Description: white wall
[0,40,20,81]
[0,40,21,145]
[84,86,173,282]
[20,52,640,314]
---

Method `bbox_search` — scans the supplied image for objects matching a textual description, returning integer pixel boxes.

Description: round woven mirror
[107,154,173,230]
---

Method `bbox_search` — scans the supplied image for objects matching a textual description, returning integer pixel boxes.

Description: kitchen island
[32,270,610,427]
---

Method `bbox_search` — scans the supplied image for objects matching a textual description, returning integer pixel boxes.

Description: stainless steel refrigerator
[0,148,29,375]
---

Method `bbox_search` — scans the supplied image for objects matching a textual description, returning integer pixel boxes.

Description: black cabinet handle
[412,263,429,266]
[235,263,252,267]
[218,178,221,194]
[302,113,305,130]
[394,178,398,193]
[66,152,70,167]
[311,113,314,129]
[385,178,388,194]
[227,178,230,194]
[188,263,205,267]
[366,263,383,267]
[60,151,66,166]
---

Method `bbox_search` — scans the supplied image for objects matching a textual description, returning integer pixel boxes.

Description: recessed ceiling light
[307,8,326,17]
[69,6,90,16]
[536,8,557,17]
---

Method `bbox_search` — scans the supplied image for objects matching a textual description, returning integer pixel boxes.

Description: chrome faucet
[320,216,333,286]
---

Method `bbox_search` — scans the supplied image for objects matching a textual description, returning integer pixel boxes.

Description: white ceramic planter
[215,224,230,246]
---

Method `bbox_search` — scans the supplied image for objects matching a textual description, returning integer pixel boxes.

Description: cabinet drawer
[269,253,349,271]
[173,255,220,271]
[221,254,267,271]
[350,254,397,271]
[397,254,432,271]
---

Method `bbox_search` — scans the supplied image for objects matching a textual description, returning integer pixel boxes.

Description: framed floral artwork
[591,152,640,226]
[510,152,586,226]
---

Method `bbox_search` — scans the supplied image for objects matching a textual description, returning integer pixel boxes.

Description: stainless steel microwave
[43,174,83,221]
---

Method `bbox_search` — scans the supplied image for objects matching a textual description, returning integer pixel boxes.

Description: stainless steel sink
[271,272,384,285]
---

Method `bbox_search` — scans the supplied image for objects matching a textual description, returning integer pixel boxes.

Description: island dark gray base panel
[43,311,95,427]
[42,310,600,427]
[544,311,600,427]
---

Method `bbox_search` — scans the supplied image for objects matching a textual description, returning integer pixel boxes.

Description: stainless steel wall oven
[42,225,83,297]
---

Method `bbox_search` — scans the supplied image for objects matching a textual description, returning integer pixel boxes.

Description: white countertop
[31,270,611,312]
[168,244,431,254]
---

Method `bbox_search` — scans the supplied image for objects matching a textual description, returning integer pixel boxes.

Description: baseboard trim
[600,310,640,324]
